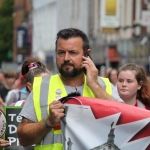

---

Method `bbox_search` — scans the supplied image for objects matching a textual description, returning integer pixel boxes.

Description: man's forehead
[57,37,83,49]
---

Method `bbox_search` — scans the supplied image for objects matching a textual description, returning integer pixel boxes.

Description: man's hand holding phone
[82,52,92,74]
[82,54,99,88]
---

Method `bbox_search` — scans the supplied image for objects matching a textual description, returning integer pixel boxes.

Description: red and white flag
[60,96,150,150]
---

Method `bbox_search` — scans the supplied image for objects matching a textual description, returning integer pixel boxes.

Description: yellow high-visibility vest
[33,74,112,150]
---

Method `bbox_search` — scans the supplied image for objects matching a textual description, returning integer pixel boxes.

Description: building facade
[30,0,150,74]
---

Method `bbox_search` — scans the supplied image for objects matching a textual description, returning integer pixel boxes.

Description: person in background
[108,68,118,86]
[10,56,50,106]
[117,63,150,110]
[105,67,112,78]
[0,57,50,149]
[6,73,29,106]
[0,71,4,89]
[0,70,16,103]
[0,71,13,148]
[17,28,123,150]
[0,96,10,148]
[0,71,18,149]
[0,138,10,149]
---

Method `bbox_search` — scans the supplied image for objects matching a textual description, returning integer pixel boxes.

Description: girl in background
[117,63,150,110]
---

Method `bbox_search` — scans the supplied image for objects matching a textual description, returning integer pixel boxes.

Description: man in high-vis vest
[17,28,123,150]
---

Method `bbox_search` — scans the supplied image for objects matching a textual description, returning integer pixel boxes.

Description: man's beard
[58,62,83,78]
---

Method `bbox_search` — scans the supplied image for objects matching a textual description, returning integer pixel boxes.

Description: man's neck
[59,73,84,87]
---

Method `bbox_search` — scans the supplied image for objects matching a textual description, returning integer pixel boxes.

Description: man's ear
[26,82,32,92]
[87,49,91,54]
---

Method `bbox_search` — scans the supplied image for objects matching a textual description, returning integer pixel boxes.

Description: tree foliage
[0,0,13,64]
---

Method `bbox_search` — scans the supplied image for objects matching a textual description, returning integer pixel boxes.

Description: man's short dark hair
[55,28,90,53]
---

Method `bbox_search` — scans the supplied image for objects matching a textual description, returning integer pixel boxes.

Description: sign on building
[16,26,29,55]
[17,27,27,49]
[100,0,120,28]
[141,10,150,26]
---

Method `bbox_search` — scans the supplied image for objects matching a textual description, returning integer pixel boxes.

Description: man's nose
[64,53,70,61]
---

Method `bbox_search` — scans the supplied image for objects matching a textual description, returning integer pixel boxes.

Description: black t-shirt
[0,87,10,102]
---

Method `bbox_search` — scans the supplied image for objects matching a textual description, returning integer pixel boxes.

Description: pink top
[9,100,25,106]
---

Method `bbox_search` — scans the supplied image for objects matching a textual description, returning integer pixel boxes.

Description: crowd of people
[0,28,150,149]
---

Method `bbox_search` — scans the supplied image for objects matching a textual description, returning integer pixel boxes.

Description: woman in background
[108,68,118,86]
[117,63,150,110]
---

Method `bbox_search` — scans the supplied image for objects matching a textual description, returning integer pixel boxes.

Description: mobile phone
[83,52,92,74]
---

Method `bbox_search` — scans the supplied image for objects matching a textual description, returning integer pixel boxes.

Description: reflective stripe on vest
[100,77,112,95]
[34,143,63,150]
[33,77,42,121]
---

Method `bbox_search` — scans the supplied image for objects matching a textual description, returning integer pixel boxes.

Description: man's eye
[57,51,65,56]
[70,52,77,55]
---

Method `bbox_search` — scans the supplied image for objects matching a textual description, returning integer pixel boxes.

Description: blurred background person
[9,56,50,106]
[0,70,16,103]
[21,56,50,92]
[117,63,150,110]
[0,138,10,149]
[108,68,118,86]
[0,70,16,149]
[0,57,50,150]
[105,67,112,78]
[6,72,29,106]
[0,97,5,112]
[0,71,4,89]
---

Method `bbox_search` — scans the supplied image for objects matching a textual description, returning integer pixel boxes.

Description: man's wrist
[44,117,53,129]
